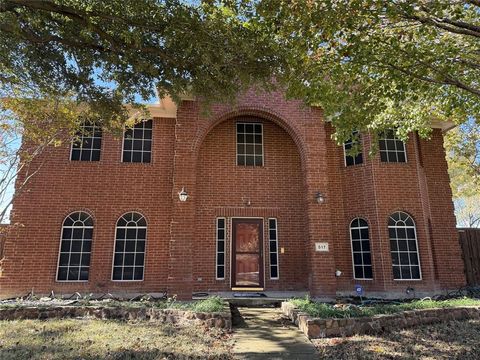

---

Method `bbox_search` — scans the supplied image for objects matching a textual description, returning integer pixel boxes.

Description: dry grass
[0,319,234,359]
[313,319,480,360]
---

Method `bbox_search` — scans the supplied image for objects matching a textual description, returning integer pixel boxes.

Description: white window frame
[121,119,153,163]
[70,122,102,161]
[379,130,408,163]
[388,212,422,281]
[111,212,147,282]
[236,122,264,166]
[215,217,226,280]
[349,218,373,280]
[56,211,94,282]
[268,218,280,280]
[343,131,363,167]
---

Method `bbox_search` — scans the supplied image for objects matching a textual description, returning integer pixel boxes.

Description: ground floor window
[268,218,279,279]
[350,218,373,280]
[112,212,147,281]
[216,218,226,280]
[57,211,93,281]
[389,211,421,280]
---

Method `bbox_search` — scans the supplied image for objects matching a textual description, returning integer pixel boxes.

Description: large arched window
[350,218,373,279]
[112,212,147,281]
[57,212,93,281]
[388,212,421,280]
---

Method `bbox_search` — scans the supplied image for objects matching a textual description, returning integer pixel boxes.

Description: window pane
[350,218,372,279]
[57,212,93,281]
[269,241,277,253]
[344,131,363,166]
[236,122,263,167]
[389,212,420,280]
[379,130,406,163]
[237,156,245,166]
[268,219,279,279]
[112,212,146,281]
[364,266,373,279]
[217,266,225,279]
[71,122,102,162]
[122,121,153,163]
[352,241,361,252]
[354,266,364,279]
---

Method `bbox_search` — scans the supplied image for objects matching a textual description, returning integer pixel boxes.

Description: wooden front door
[232,219,264,288]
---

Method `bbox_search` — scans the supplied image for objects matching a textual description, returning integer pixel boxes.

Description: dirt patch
[313,319,480,360]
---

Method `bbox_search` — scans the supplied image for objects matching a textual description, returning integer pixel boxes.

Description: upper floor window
[237,123,263,166]
[57,211,93,281]
[112,212,147,281]
[344,131,363,166]
[379,130,406,163]
[122,120,153,163]
[388,211,421,280]
[71,122,102,161]
[350,218,373,280]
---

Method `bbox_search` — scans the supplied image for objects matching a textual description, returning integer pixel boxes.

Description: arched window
[350,218,373,279]
[112,212,147,281]
[388,212,421,280]
[57,212,93,281]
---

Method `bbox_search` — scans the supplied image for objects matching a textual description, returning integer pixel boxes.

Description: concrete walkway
[232,307,318,359]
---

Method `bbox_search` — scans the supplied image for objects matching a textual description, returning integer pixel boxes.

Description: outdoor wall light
[178,187,189,202]
[335,269,342,277]
[316,192,326,204]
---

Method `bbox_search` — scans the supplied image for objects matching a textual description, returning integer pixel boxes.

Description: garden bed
[0,296,231,329]
[282,298,480,338]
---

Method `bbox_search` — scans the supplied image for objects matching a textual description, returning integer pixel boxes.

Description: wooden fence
[459,228,480,286]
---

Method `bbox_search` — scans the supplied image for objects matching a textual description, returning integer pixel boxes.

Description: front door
[232,219,264,288]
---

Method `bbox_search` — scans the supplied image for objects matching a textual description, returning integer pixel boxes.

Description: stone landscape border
[281,301,480,338]
[0,306,232,329]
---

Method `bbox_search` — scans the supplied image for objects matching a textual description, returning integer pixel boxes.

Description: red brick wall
[1,119,176,298]
[193,117,307,292]
[0,88,465,300]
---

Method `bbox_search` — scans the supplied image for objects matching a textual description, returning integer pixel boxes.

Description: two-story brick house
[0,89,465,300]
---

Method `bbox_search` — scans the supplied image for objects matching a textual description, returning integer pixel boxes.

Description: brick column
[302,111,337,298]
[167,100,199,299]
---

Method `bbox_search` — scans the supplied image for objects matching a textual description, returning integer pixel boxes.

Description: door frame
[230,217,265,289]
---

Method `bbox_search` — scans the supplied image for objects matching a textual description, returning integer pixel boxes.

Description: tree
[445,119,480,227]
[454,196,480,228]
[0,0,281,124]
[256,0,480,143]
[0,93,91,225]
[445,119,480,198]
[0,0,281,224]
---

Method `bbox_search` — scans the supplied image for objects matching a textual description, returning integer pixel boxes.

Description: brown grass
[313,319,480,359]
[0,319,234,359]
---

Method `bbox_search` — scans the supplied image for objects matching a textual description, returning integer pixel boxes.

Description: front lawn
[290,297,480,318]
[314,319,480,359]
[0,318,233,360]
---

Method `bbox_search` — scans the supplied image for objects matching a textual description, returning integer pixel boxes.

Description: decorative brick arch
[192,106,308,169]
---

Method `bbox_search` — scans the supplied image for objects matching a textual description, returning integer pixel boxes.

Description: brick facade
[0,89,465,299]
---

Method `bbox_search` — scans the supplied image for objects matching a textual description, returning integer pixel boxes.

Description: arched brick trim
[60,209,96,224]
[192,107,308,170]
[115,210,149,226]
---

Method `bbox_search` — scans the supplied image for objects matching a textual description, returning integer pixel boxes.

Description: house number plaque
[315,242,329,252]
